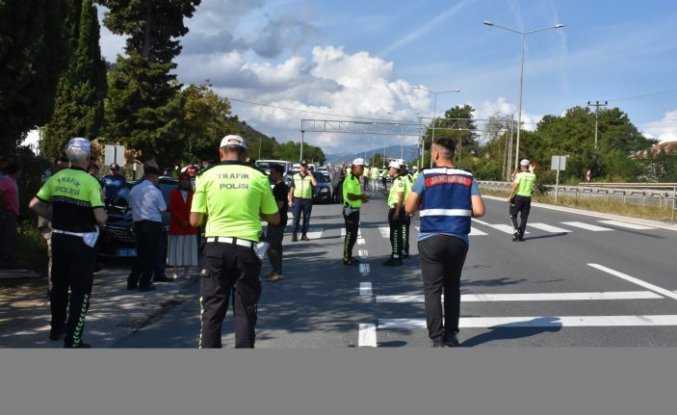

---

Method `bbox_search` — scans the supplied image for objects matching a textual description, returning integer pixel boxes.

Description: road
[115,186,677,348]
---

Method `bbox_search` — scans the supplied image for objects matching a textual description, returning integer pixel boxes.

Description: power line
[606,88,677,103]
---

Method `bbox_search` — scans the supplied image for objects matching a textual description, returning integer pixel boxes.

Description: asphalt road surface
[115,186,677,348]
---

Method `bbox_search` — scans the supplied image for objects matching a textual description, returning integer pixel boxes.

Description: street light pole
[484,20,564,171]
[414,86,461,168]
[300,130,305,162]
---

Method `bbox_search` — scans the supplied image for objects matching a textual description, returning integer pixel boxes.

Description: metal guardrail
[478,181,677,217]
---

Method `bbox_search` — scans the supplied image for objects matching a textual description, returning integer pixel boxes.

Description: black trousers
[0,209,17,266]
[343,209,360,261]
[128,221,163,288]
[266,224,286,274]
[388,207,403,259]
[291,198,313,234]
[418,235,469,342]
[199,242,262,348]
[50,233,96,347]
[509,195,532,236]
[402,211,411,255]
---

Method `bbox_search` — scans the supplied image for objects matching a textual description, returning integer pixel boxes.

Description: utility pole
[587,100,607,149]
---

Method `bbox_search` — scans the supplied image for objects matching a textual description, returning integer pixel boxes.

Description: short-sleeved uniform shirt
[129,179,166,223]
[387,176,406,207]
[411,172,481,245]
[342,172,362,208]
[35,167,104,233]
[514,172,536,197]
[191,162,278,242]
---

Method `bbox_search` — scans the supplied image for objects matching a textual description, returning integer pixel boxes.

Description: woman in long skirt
[167,173,198,278]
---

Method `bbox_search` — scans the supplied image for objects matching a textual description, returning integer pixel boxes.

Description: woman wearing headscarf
[167,173,198,278]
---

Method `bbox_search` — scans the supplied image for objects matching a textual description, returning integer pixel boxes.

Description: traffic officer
[370,165,380,191]
[399,163,414,259]
[405,137,485,347]
[29,138,107,348]
[189,134,279,348]
[342,158,369,265]
[288,160,317,242]
[507,159,536,242]
[383,161,405,266]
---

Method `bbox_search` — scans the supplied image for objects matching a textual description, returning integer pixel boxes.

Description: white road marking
[357,237,366,245]
[598,220,657,230]
[359,263,370,276]
[378,227,390,238]
[414,226,488,236]
[359,282,372,297]
[341,228,362,238]
[376,291,663,303]
[472,219,529,235]
[529,223,572,233]
[379,315,677,329]
[561,221,613,231]
[588,263,677,300]
[305,228,324,239]
[358,249,368,258]
[358,323,377,347]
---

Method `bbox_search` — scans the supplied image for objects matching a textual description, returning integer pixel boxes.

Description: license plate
[116,248,137,257]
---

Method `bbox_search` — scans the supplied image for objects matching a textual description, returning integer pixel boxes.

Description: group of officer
[28,132,535,349]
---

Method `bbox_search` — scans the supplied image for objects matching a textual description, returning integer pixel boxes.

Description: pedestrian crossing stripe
[374,291,663,303]
[413,226,488,236]
[598,220,657,230]
[560,221,613,231]
[340,228,363,238]
[378,315,677,329]
[528,223,571,233]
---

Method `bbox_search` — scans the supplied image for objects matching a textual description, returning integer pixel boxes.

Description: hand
[393,212,400,221]
[288,200,294,207]
[361,194,369,202]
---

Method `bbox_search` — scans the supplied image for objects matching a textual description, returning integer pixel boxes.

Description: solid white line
[561,221,613,231]
[529,223,572,233]
[376,291,663,303]
[358,323,377,347]
[598,220,656,230]
[359,282,372,297]
[588,263,677,300]
[380,315,677,329]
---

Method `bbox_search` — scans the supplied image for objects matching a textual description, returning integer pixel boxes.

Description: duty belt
[206,237,255,249]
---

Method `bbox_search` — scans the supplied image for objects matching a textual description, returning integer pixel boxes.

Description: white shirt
[129,179,166,223]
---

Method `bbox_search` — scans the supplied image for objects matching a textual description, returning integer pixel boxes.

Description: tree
[98,0,201,166]
[0,0,68,154]
[273,141,326,165]
[41,0,108,158]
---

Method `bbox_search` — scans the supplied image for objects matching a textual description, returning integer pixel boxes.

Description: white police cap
[220,134,247,149]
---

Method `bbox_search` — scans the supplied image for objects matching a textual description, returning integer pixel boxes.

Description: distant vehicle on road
[312,172,332,204]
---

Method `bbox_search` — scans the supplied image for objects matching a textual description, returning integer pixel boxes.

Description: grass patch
[481,189,676,222]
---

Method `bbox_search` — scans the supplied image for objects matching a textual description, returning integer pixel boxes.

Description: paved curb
[0,267,199,348]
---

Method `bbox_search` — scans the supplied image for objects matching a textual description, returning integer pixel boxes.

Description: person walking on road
[189,135,279,348]
[266,164,289,282]
[342,158,369,265]
[508,159,536,242]
[29,138,108,348]
[167,172,198,279]
[127,165,169,291]
[383,161,406,266]
[288,160,317,242]
[405,137,485,347]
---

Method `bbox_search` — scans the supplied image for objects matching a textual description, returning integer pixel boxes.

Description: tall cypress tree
[41,0,108,158]
[0,0,68,155]
[98,0,201,165]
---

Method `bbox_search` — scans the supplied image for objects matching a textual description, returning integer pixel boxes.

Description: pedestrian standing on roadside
[507,159,536,242]
[383,161,405,267]
[127,165,170,291]
[342,158,369,265]
[37,157,69,295]
[189,135,279,348]
[0,162,22,269]
[167,172,198,279]
[405,137,485,347]
[288,160,317,242]
[29,138,107,347]
[266,164,289,282]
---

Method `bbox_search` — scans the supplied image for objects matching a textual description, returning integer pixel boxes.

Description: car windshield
[108,179,177,207]
[313,172,328,183]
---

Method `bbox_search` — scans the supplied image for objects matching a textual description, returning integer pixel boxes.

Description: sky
[27,0,677,156]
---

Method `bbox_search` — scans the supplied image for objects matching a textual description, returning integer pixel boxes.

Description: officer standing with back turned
[190,135,279,348]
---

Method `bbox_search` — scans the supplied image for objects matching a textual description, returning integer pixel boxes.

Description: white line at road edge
[376,291,663,303]
[358,323,377,347]
[380,315,677,329]
[588,264,677,300]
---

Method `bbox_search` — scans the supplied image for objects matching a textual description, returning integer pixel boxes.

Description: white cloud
[472,97,542,131]
[643,111,677,143]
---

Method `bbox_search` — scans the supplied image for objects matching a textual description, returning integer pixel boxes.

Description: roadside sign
[551,155,567,171]
[104,144,126,166]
